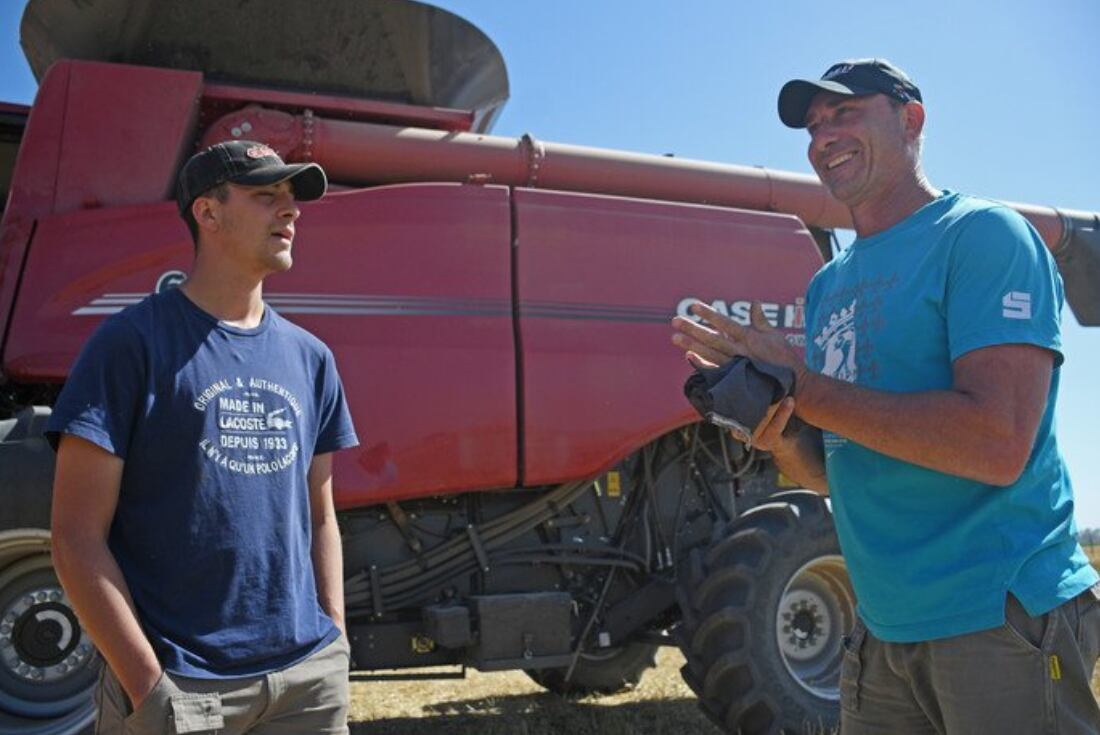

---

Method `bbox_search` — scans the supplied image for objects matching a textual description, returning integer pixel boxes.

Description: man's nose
[809,125,839,157]
[277,193,300,221]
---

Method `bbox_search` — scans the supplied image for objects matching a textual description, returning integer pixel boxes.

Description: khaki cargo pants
[840,587,1100,734]
[94,635,350,734]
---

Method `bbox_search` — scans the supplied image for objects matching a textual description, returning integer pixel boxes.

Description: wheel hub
[773,553,855,702]
[779,590,830,659]
[0,586,94,684]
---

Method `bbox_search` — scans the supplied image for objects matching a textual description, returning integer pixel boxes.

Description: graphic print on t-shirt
[814,299,858,383]
[192,377,303,475]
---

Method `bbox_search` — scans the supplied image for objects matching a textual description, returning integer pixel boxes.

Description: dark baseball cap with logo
[777,58,922,129]
[176,140,327,215]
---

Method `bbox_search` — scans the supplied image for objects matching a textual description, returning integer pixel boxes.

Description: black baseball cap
[176,140,327,215]
[778,58,922,129]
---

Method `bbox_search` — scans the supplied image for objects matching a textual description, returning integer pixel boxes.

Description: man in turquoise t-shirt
[673,59,1099,733]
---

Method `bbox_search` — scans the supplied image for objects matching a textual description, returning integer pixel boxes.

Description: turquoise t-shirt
[804,191,1097,643]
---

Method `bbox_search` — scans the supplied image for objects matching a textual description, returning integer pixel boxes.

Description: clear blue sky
[2,1,1098,524]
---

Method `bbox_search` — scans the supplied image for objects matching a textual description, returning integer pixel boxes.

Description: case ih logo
[677,297,807,346]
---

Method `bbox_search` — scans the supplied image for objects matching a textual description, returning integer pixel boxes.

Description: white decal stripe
[73,306,126,315]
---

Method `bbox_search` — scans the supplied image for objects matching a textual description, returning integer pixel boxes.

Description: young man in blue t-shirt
[673,59,1099,732]
[48,141,359,734]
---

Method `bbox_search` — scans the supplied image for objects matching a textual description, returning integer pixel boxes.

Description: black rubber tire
[676,491,851,735]
[525,640,659,695]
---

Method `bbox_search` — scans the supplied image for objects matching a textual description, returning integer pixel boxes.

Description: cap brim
[231,162,328,201]
[777,79,878,128]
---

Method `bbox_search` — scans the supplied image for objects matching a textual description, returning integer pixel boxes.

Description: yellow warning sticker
[607,471,621,497]
[1050,654,1062,681]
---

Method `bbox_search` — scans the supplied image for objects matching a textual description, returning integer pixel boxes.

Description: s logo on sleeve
[1002,291,1032,320]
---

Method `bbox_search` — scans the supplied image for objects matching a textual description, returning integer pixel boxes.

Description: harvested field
[348,647,717,734]
[347,647,841,734]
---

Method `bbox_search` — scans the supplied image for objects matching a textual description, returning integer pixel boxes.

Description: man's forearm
[796,368,1038,486]
[771,426,829,493]
[52,534,161,705]
[312,512,345,634]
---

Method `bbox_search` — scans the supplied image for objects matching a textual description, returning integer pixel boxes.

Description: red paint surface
[514,189,822,485]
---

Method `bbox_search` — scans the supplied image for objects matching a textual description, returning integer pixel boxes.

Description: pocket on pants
[120,672,224,735]
[169,692,224,734]
[840,618,867,713]
[1000,593,1050,654]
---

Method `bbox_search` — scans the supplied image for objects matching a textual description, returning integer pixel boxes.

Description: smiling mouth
[826,152,856,170]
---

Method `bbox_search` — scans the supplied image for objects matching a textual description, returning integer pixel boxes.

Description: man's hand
[671,301,808,389]
[748,396,798,452]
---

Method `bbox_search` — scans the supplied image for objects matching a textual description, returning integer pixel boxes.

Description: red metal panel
[515,189,824,485]
[52,62,202,212]
[0,61,71,362]
[5,183,516,507]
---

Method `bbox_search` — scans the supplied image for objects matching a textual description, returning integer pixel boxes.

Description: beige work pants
[841,588,1100,735]
[94,635,350,734]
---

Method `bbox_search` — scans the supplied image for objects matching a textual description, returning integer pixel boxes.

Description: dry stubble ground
[347,647,720,735]
[348,553,1100,733]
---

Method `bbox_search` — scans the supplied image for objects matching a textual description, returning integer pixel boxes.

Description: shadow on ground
[350,691,715,735]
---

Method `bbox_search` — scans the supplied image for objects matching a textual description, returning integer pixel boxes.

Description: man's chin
[265,253,294,273]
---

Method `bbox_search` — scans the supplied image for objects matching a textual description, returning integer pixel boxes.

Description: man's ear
[191,195,220,235]
[903,100,926,142]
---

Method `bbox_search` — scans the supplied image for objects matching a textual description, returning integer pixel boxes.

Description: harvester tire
[525,640,658,695]
[676,490,854,735]
[0,530,98,735]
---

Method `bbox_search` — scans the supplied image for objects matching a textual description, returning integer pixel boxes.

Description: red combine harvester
[1,1,1097,734]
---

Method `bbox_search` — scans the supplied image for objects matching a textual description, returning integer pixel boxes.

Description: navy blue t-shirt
[47,288,358,678]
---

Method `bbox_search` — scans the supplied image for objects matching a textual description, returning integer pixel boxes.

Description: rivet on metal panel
[520,133,545,188]
[302,108,314,161]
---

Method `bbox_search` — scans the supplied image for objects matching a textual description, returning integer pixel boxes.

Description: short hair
[181,182,231,247]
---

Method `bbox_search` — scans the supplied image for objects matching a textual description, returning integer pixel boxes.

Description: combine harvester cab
[2,2,1098,734]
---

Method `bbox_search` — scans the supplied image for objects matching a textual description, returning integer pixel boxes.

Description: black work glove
[683,357,804,444]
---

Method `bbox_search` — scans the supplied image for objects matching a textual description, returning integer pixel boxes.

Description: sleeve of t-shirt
[44,316,147,458]
[313,348,359,456]
[945,206,1064,366]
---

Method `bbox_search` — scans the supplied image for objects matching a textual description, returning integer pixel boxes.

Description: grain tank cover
[20,0,509,132]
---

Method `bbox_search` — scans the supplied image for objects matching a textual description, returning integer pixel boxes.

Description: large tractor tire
[526,641,658,695]
[0,530,98,735]
[677,490,854,735]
